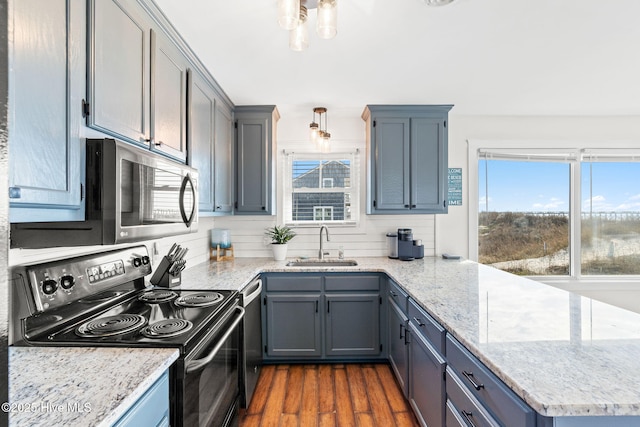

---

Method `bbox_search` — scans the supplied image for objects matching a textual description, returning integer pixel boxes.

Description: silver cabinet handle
[461,410,477,427]
[412,317,425,327]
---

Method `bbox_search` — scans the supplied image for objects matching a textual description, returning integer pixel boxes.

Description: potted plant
[265,225,296,261]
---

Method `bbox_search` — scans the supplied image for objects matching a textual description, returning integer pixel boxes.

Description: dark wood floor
[239,363,420,427]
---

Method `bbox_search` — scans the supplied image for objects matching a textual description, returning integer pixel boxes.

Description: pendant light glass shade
[278,0,300,30]
[423,0,454,6]
[309,122,319,143]
[289,6,309,52]
[317,0,337,39]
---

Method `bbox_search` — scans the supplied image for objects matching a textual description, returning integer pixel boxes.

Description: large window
[472,145,640,279]
[283,151,359,225]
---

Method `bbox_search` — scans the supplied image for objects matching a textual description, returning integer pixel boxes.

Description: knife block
[150,256,182,288]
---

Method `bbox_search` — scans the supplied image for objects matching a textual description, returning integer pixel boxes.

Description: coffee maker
[397,228,424,261]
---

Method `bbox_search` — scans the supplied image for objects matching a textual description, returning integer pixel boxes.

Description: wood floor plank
[362,365,396,427]
[283,364,305,414]
[375,363,412,413]
[260,368,289,427]
[246,364,275,415]
[280,413,299,427]
[319,412,336,427]
[318,364,335,413]
[354,412,376,427]
[239,413,261,427]
[346,364,370,413]
[395,411,420,427]
[300,364,319,427]
[334,367,356,427]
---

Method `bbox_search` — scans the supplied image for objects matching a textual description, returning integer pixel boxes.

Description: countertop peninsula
[181,256,640,419]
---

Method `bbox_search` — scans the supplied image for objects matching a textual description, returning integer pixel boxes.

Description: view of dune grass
[479,212,640,276]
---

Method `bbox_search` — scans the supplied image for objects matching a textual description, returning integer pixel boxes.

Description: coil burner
[141,319,194,338]
[76,314,147,338]
[138,289,179,303]
[174,292,224,308]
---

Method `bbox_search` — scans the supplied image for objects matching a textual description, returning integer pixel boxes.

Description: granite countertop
[181,256,640,418]
[8,347,178,427]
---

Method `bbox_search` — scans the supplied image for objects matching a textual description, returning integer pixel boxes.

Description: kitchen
[2,0,640,426]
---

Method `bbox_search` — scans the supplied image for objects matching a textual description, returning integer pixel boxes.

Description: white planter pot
[271,243,288,261]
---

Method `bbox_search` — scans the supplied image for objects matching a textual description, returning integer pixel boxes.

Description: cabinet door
[265,294,321,357]
[409,322,446,427]
[410,118,447,213]
[114,371,170,427]
[325,293,381,356]
[188,70,215,212]
[150,29,188,162]
[88,0,150,147]
[235,117,269,214]
[213,102,234,213]
[373,118,411,211]
[388,299,409,397]
[9,0,84,221]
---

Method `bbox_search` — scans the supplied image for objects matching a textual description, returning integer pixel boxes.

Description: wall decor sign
[448,168,462,206]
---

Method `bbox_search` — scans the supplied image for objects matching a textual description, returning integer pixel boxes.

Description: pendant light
[278,0,300,30]
[316,0,337,39]
[422,0,455,5]
[309,107,330,150]
[289,6,309,52]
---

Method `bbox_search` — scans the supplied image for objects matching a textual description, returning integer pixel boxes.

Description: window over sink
[283,151,360,226]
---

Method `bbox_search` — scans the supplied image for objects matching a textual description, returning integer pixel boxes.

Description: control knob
[132,257,142,267]
[42,279,58,295]
[60,274,75,290]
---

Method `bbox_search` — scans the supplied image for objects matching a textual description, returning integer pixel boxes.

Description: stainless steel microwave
[11,138,198,248]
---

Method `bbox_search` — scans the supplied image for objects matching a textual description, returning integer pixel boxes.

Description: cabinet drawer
[388,279,408,314]
[446,368,499,427]
[265,275,322,292]
[446,335,536,427]
[325,275,380,291]
[408,299,445,355]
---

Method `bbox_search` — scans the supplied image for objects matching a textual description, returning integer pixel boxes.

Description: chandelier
[277,0,338,51]
[309,107,331,151]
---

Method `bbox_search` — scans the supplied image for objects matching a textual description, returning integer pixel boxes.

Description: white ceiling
[154,0,640,119]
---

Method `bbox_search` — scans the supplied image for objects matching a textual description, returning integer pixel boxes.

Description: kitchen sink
[285,259,358,267]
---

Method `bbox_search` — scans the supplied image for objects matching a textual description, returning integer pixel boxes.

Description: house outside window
[469,142,640,280]
[283,151,360,226]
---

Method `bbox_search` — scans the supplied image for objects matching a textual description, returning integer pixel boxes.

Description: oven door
[177,306,244,427]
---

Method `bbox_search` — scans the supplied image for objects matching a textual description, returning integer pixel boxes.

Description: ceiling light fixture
[309,107,330,151]
[278,0,337,51]
[422,0,455,6]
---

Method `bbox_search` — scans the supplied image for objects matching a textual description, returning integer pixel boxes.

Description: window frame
[468,139,640,287]
[283,150,360,227]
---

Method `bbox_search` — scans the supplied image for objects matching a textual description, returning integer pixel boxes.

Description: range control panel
[25,245,152,312]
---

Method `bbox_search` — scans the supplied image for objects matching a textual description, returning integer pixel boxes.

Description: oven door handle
[185,307,245,374]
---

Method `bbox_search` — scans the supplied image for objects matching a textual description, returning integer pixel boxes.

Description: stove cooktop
[24,288,239,353]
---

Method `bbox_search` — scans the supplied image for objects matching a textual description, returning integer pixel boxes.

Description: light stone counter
[9,347,178,427]
[180,256,640,419]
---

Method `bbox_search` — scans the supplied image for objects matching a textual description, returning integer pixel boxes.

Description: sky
[478,160,640,213]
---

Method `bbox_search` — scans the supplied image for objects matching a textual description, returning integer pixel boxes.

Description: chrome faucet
[319,225,330,260]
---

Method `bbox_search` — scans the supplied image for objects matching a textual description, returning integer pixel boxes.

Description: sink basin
[286,259,358,267]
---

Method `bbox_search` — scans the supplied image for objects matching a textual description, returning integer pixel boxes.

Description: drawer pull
[390,290,397,297]
[412,317,425,327]
[461,410,477,427]
[399,324,405,339]
[462,371,484,391]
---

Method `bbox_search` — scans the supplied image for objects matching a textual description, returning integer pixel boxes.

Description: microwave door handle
[179,173,195,227]
[185,307,245,374]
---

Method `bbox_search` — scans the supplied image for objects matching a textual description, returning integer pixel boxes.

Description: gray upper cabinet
[362,105,453,214]
[188,70,215,212]
[9,0,85,222]
[213,101,234,214]
[88,0,188,163]
[88,0,150,148]
[234,106,279,215]
[150,28,187,162]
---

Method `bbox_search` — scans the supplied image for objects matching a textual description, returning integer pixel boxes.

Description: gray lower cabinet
[262,273,383,361]
[408,301,446,427]
[265,294,322,358]
[362,105,452,214]
[325,293,380,356]
[234,106,279,215]
[114,370,170,427]
[9,0,85,222]
[388,297,409,397]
